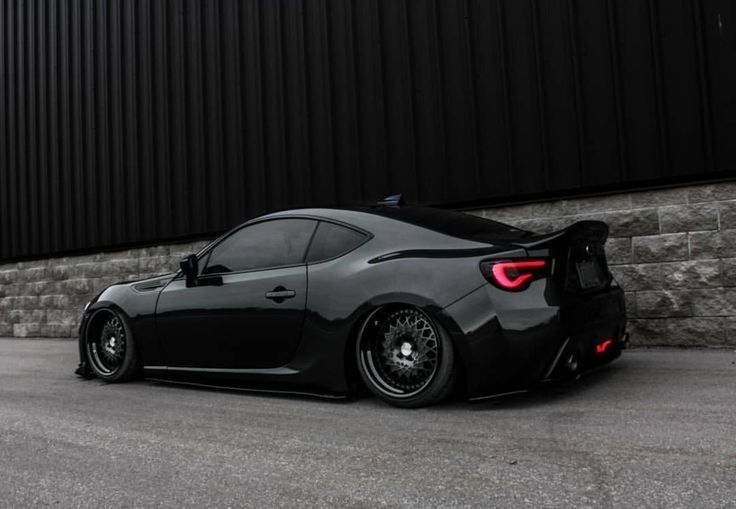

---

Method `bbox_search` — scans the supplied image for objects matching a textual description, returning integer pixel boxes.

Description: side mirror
[179,254,199,287]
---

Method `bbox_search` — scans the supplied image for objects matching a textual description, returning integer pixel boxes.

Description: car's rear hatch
[508,220,627,372]
[511,220,613,295]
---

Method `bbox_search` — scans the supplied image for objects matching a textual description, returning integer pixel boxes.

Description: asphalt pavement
[0,338,735,508]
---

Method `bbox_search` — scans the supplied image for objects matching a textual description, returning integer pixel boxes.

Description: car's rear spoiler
[510,221,609,250]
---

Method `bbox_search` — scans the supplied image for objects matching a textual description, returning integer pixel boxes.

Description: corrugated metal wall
[1,0,735,261]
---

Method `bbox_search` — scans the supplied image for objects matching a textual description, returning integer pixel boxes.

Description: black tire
[85,309,140,383]
[356,306,456,408]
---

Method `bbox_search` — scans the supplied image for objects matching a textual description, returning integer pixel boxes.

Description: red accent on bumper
[595,339,614,355]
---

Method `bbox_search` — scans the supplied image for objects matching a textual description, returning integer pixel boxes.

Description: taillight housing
[480,259,550,292]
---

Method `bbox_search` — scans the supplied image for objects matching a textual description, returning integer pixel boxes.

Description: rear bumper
[541,330,628,383]
[439,280,627,400]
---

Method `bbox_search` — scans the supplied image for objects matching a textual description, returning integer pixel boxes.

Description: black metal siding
[1,0,735,261]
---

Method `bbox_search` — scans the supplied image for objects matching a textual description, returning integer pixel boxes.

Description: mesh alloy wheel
[87,314,127,376]
[358,308,442,398]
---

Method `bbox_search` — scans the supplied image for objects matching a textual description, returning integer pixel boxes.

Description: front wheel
[356,306,456,408]
[85,309,140,382]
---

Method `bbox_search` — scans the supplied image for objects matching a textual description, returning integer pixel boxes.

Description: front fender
[76,280,166,371]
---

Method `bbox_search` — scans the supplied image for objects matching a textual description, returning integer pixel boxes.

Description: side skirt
[144,377,349,401]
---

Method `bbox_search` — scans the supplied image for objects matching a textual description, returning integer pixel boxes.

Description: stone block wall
[1,180,735,346]
[473,181,736,347]
[0,241,208,338]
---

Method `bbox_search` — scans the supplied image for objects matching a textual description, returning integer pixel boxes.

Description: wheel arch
[84,303,134,339]
[82,304,141,367]
[343,295,468,398]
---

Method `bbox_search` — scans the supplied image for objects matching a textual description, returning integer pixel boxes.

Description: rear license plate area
[575,259,603,289]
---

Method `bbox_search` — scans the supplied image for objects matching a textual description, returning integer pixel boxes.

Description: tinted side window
[306,221,367,263]
[203,219,317,274]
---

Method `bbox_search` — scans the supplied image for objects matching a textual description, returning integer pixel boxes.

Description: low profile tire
[356,306,456,408]
[85,309,139,383]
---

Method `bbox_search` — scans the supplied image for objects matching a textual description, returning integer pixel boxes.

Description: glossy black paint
[157,265,308,369]
[78,207,627,400]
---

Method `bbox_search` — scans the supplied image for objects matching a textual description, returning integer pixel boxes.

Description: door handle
[265,286,296,303]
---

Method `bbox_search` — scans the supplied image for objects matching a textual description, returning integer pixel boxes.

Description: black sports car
[76,198,628,408]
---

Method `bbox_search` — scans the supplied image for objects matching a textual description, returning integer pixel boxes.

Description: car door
[155,218,318,369]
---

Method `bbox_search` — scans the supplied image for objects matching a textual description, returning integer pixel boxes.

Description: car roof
[259,206,389,230]
[261,205,530,243]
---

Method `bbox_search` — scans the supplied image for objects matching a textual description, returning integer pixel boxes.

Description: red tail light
[480,259,549,292]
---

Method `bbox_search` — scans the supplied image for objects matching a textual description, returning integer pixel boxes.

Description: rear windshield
[369,206,530,242]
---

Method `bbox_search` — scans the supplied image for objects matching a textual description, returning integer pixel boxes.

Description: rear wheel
[85,310,139,382]
[357,306,455,408]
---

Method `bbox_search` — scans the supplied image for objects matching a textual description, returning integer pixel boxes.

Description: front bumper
[74,312,94,378]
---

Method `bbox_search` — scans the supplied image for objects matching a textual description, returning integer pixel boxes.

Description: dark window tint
[203,219,317,274]
[306,222,367,263]
[369,206,530,242]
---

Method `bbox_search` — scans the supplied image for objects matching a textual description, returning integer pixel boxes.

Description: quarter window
[306,221,367,263]
[203,219,317,274]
